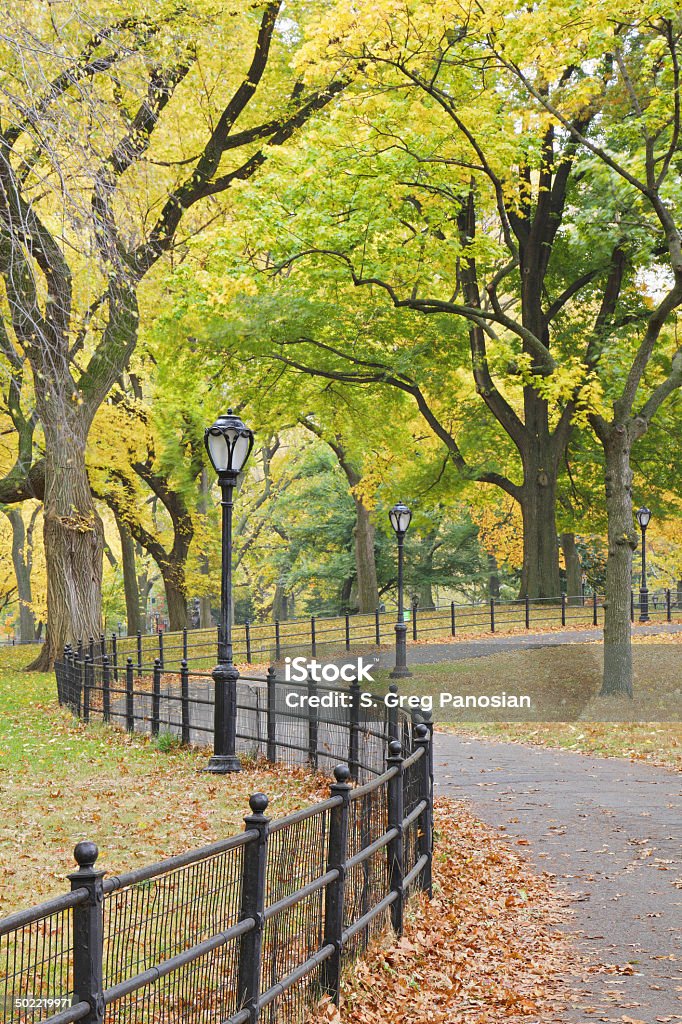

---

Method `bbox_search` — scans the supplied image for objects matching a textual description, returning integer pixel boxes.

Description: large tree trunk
[6,508,36,642]
[561,532,583,606]
[514,240,564,600]
[160,564,188,632]
[353,497,379,612]
[600,424,637,697]
[30,420,104,669]
[416,533,436,608]
[272,580,286,622]
[115,514,141,635]
[136,551,153,629]
[488,554,500,600]
[199,595,213,629]
[340,575,354,612]
[518,464,561,599]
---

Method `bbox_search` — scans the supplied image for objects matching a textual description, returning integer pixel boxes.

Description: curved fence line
[1,717,433,1024]
[54,585,682,675]
[54,650,417,783]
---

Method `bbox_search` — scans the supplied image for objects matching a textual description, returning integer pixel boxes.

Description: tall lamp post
[204,409,254,773]
[636,506,651,623]
[389,502,412,679]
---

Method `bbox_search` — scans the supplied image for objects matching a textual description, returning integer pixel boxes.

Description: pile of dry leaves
[311,797,582,1023]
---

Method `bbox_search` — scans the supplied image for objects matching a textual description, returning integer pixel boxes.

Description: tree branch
[637,349,682,423]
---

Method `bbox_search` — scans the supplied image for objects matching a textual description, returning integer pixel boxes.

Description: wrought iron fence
[57,585,681,674]
[0,727,433,1024]
[54,647,416,783]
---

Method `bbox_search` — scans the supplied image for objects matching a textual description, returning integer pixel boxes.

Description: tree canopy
[0,0,680,700]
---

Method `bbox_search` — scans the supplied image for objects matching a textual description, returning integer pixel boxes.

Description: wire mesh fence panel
[75,581,682,676]
[1,724,432,1024]
[356,726,389,784]
[264,680,389,779]
[402,750,425,886]
[258,960,327,1024]
[102,846,245,988]
[343,784,391,963]
[104,941,243,1024]
[0,898,82,1024]
[260,808,331,1024]
[55,653,421,796]
[100,836,252,1024]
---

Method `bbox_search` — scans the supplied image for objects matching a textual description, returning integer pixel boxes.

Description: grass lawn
[0,647,325,915]
[372,642,682,771]
[449,720,682,770]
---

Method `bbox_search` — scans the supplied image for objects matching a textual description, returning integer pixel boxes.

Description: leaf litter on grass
[0,648,328,913]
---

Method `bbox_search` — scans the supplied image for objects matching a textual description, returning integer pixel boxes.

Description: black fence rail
[0,729,433,1024]
[54,647,418,784]
[57,586,682,678]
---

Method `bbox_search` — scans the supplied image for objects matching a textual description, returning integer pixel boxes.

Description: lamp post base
[209,661,241,773]
[204,754,241,774]
[639,586,650,623]
[390,622,412,679]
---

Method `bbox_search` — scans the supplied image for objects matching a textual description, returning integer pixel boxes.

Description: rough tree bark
[518,462,560,598]
[198,469,213,629]
[272,580,288,621]
[598,424,640,696]
[163,575,190,632]
[4,506,37,642]
[352,498,379,613]
[114,514,141,635]
[30,417,105,667]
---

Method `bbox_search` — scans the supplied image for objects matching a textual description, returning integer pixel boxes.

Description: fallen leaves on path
[310,797,583,1023]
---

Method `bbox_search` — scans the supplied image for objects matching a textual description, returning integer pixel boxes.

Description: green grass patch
[0,647,323,915]
[370,644,681,769]
[449,721,682,771]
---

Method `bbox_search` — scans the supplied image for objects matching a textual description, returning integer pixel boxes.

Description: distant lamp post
[389,502,412,679]
[636,506,651,623]
[204,409,254,772]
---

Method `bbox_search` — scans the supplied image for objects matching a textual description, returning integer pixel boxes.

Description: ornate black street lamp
[389,502,412,679]
[636,506,651,623]
[204,409,254,772]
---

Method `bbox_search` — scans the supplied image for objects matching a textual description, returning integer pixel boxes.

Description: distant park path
[434,732,682,1020]
[372,621,682,668]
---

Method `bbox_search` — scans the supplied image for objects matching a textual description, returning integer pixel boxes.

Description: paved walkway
[434,733,682,1022]
[374,621,682,668]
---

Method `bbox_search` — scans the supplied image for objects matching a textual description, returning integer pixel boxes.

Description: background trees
[0,0,349,664]
[0,0,680,700]
[168,0,681,695]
